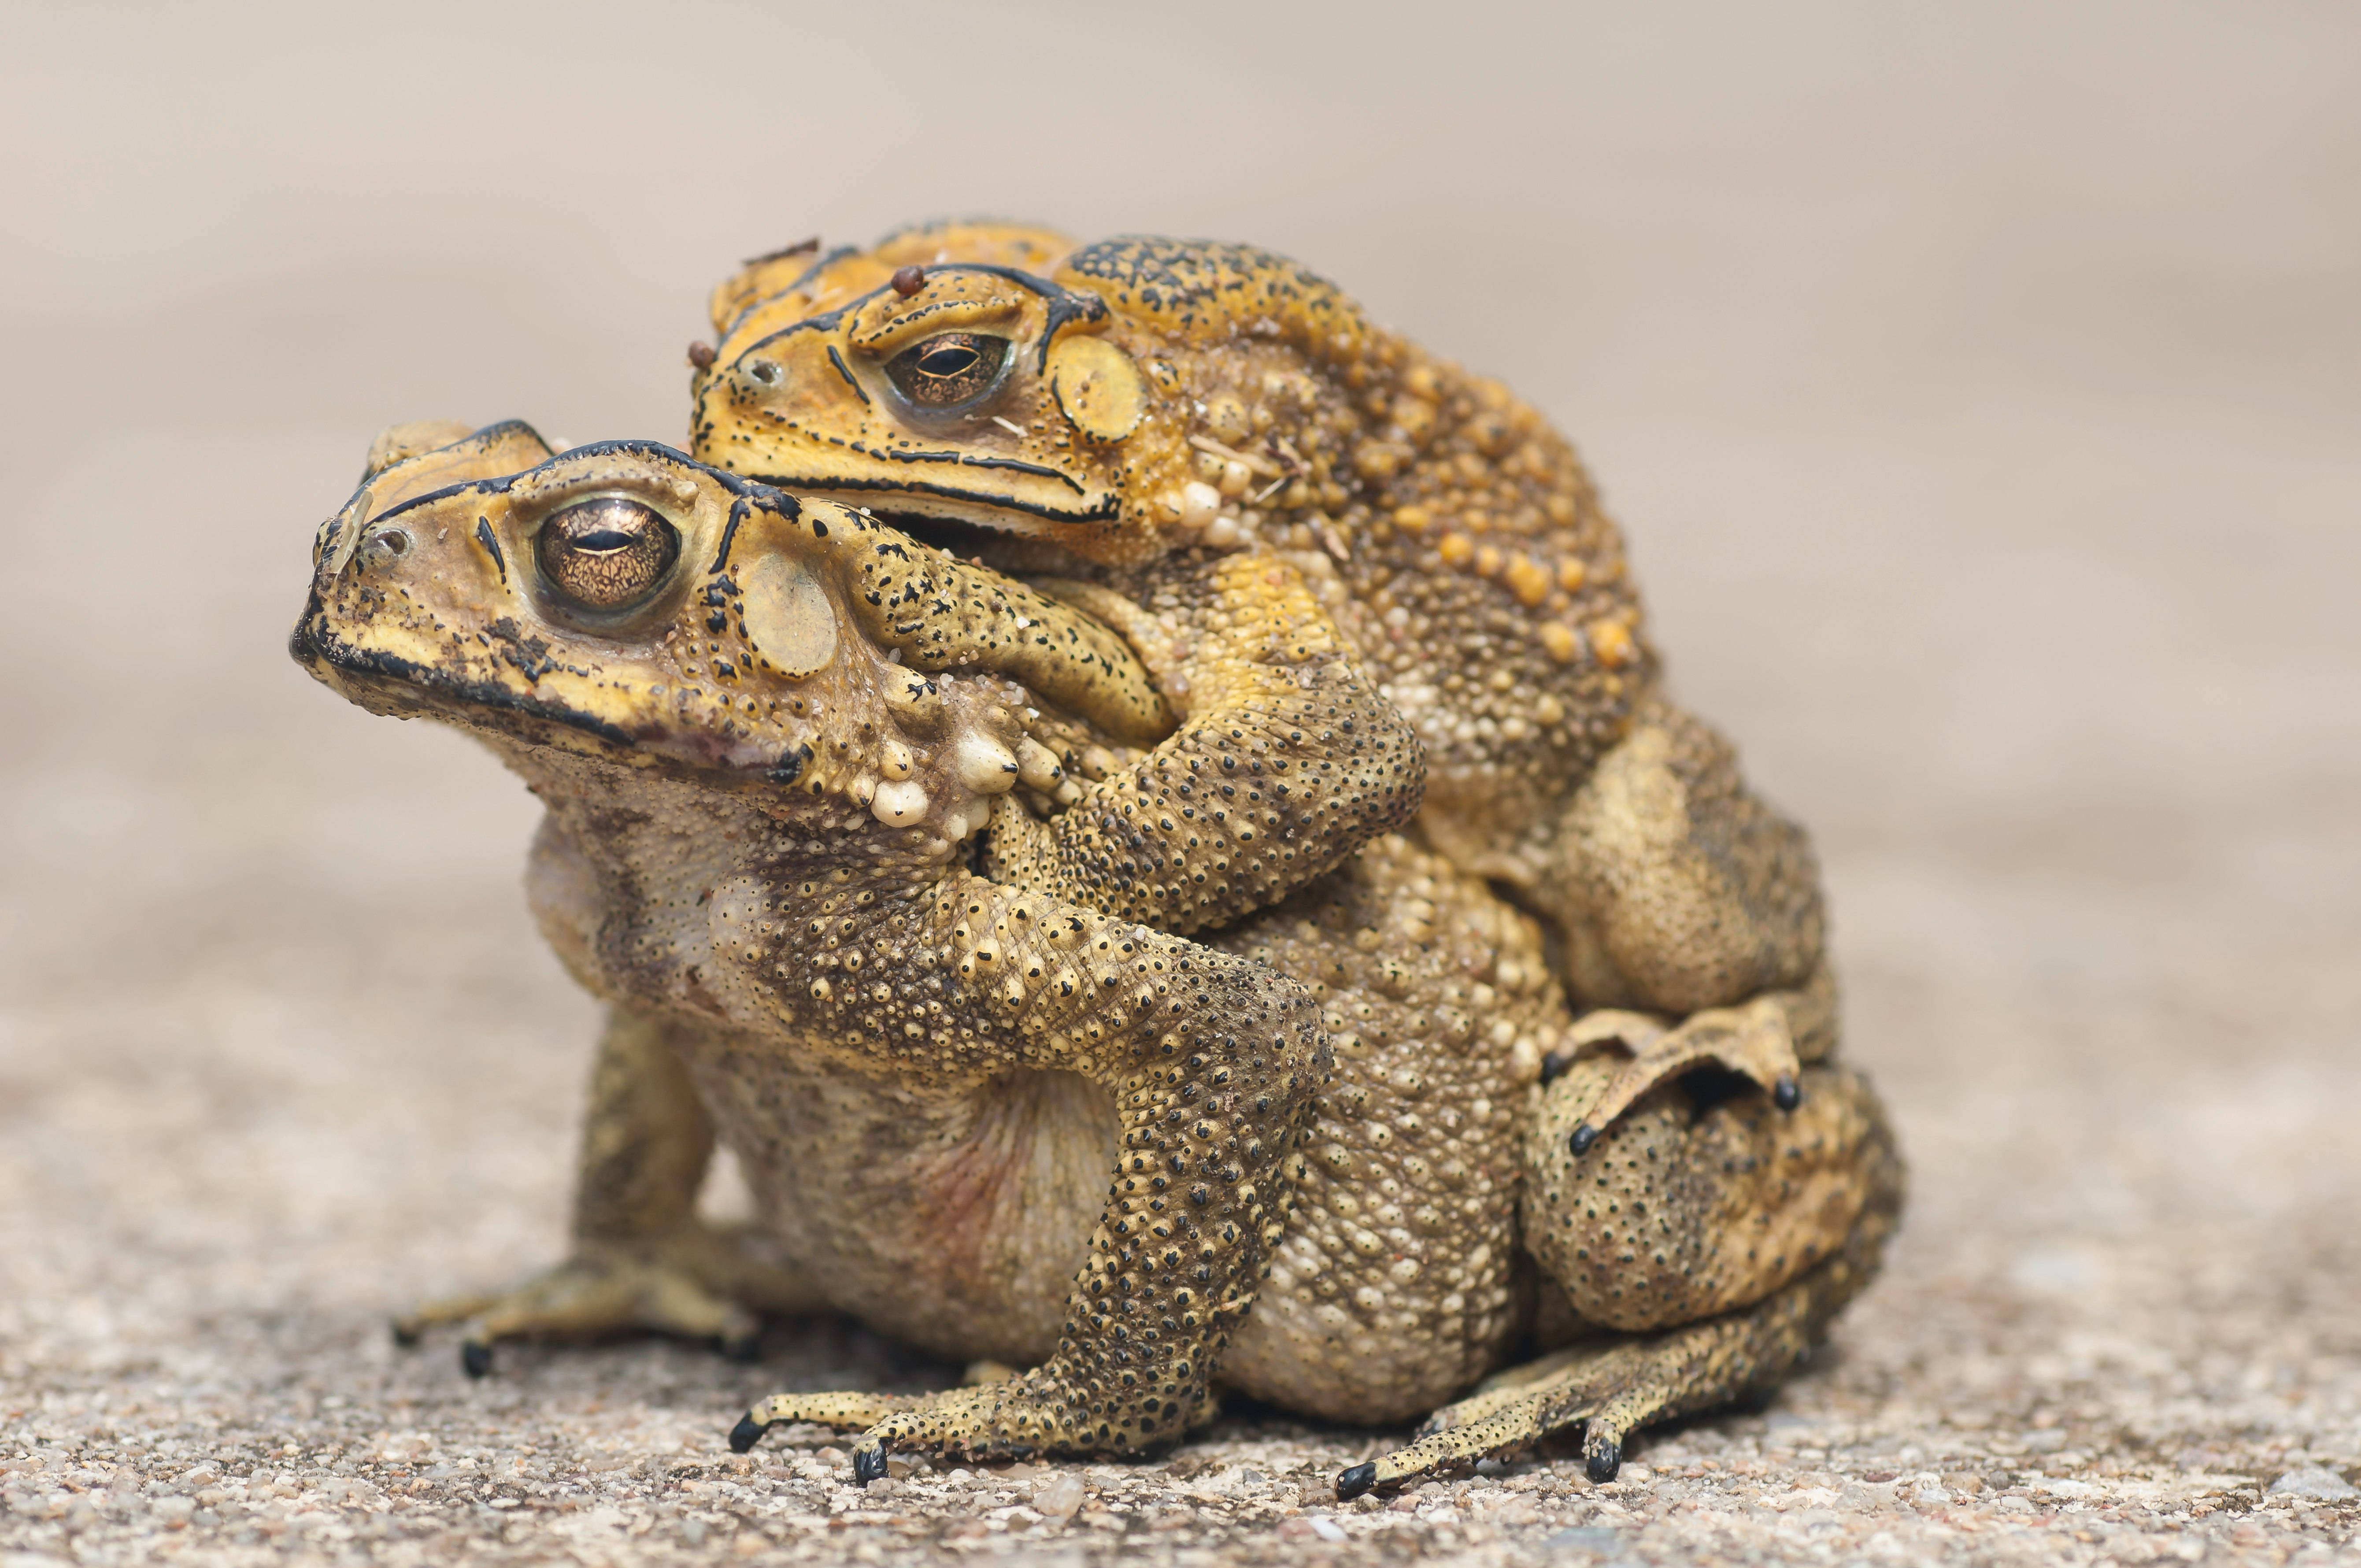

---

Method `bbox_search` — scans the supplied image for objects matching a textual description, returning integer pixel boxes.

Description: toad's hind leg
[1533,698,1838,1151]
[1337,1207,1892,1496]
[393,1007,825,1375]
[724,873,1326,1475]
[1337,1059,1902,1497]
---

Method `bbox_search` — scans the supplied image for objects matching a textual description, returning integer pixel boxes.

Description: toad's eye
[537,498,680,612]
[883,332,1009,410]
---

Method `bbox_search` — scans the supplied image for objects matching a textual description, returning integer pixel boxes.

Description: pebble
[2270,1466,2358,1501]
[1034,1472,1086,1519]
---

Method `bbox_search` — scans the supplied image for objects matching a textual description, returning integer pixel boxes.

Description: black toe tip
[727,1415,768,1455]
[852,1444,888,1486]
[1586,1441,1623,1484]
[718,1331,762,1364]
[1538,1050,1574,1085]
[390,1322,420,1349]
[459,1340,493,1379]
[1335,1462,1378,1500]
[1773,1075,1802,1112]
[1569,1123,1599,1156]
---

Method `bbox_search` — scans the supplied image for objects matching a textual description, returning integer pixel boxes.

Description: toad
[292,425,1426,1474]
[683,223,1904,1492]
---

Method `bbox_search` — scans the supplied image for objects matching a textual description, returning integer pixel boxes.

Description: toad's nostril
[748,360,781,385]
[356,526,413,569]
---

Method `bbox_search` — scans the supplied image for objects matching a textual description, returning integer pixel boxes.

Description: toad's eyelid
[849,296,1026,358]
[513,473,699,533]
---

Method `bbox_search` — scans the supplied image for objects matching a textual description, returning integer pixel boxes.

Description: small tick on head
[892,265,925,297]
[688,341,716,369]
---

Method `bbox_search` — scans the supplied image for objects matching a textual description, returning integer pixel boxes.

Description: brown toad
[293,425,1426,1473]
[685,222,1904,1492]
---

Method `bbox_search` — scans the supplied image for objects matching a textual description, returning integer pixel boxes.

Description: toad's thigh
[1525,1059,1899,1333]
[1210,835,1561,1424]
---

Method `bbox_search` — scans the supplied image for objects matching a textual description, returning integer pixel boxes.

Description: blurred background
[1,0,2355,1503]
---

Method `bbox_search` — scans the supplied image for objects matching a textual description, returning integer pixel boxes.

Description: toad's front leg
[393,1006,825,1373]
[721,869,1327,1473]
[1000,551,1427,938]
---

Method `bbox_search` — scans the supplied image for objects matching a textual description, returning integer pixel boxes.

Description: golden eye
[883,332,1009,410]
[536,498,680,612]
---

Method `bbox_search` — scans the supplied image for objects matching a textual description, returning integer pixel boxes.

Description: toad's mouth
[740,472,1121,543]
[855,506,1108,578]
[288,597,825,790]
[296,625,621,748]
[292,622,755,771]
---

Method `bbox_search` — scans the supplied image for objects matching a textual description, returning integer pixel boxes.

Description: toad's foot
[1333,1330,1706,1498]
[729,1367,1214,1479]
[393,1224,820,1377]
[1333,1213,1892,1500]
[1548,994,1803,1155]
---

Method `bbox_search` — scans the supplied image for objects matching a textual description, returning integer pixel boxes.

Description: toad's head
[691,221,1369,566]
[291,422,1167,841]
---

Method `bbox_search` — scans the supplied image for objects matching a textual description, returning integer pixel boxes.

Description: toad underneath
[294,426,1425,1474]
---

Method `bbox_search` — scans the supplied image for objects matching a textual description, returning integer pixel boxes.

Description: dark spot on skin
[709,498,751,574]
[474,517,506,584]
[892,265,925,297]
[825,344,870,403]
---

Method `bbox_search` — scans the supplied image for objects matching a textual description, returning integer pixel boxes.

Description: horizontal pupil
[918,349,978,376]
[538,497,678,613]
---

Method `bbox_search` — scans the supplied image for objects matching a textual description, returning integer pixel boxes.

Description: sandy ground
[2,4,2357,1564]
